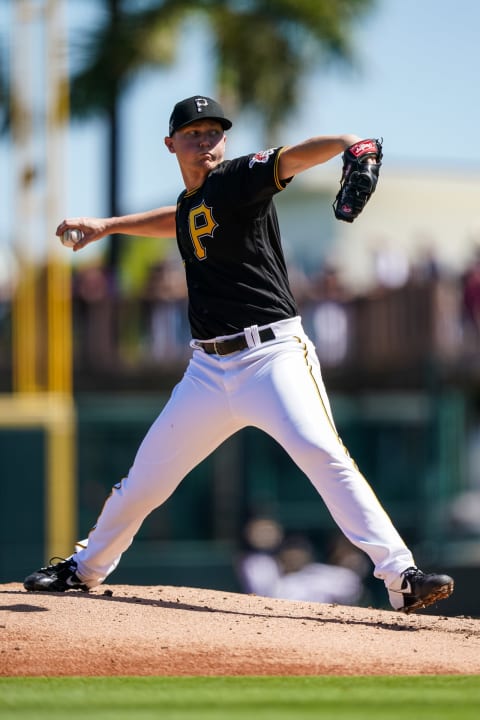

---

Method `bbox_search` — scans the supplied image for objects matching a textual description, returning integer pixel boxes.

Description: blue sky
[1,0,479,260]
[69,0,480,217]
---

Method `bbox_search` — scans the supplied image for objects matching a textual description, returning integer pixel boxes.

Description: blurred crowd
[3,240,480,374]
[64,242,480,371]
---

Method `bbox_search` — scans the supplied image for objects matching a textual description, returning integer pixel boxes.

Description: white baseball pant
[74,316,414,590]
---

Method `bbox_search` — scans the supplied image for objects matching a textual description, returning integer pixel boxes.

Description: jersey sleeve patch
[248,148,275,168]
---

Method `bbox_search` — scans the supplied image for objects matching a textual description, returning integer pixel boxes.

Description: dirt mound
[1,583,479,676]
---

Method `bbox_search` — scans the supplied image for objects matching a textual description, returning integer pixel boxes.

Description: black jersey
[175,146,298,339]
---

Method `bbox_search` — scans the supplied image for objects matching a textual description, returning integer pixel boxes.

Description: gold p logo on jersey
[188,201,218,260]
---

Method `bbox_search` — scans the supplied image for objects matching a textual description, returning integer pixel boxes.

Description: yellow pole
[46,0,72,395]
[45,0,76,557]
[45,395,76,557]
[11,0,40,393]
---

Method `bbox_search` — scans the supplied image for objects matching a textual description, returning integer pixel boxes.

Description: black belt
[200,327,276,355]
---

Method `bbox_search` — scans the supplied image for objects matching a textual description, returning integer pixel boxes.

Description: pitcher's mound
[1,583,479,676]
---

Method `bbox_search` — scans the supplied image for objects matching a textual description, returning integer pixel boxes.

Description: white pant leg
[232,322,414,588]
[75,352,242,586]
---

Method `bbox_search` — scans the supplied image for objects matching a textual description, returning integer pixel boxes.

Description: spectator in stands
[237,517,365,606]
[461,253,480,347]
[142,259,188,360]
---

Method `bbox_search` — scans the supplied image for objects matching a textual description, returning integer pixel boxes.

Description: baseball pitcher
[24,96,453,613]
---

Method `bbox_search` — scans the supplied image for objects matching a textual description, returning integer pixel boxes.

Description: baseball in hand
[61,228,84,248]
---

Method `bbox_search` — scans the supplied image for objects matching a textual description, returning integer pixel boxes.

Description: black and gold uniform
[175,148,298,339]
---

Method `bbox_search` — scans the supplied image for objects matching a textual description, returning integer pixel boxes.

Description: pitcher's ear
[164,137,176,153]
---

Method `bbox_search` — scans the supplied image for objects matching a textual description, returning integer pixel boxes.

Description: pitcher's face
[165,119,226,176]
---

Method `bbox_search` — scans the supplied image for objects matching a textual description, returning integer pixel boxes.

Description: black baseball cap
[168,96,233,136]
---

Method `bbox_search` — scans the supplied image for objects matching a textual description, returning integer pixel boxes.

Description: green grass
[1,676,479,719]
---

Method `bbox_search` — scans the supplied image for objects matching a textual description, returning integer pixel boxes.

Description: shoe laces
[401,567,424,592]
[402,566,422,580]
[44,557,75,572]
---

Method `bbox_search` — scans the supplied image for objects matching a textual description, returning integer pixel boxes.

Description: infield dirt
[1,583,479,676]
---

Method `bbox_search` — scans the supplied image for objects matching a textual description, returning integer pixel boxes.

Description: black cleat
[24,557,88,593]
[389,567,454,614]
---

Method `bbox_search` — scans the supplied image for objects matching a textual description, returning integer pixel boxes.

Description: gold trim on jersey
[274,147,289,190]
[184,186,202,198]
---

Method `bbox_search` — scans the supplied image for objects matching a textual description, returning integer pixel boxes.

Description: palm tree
[69,0,376,277]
